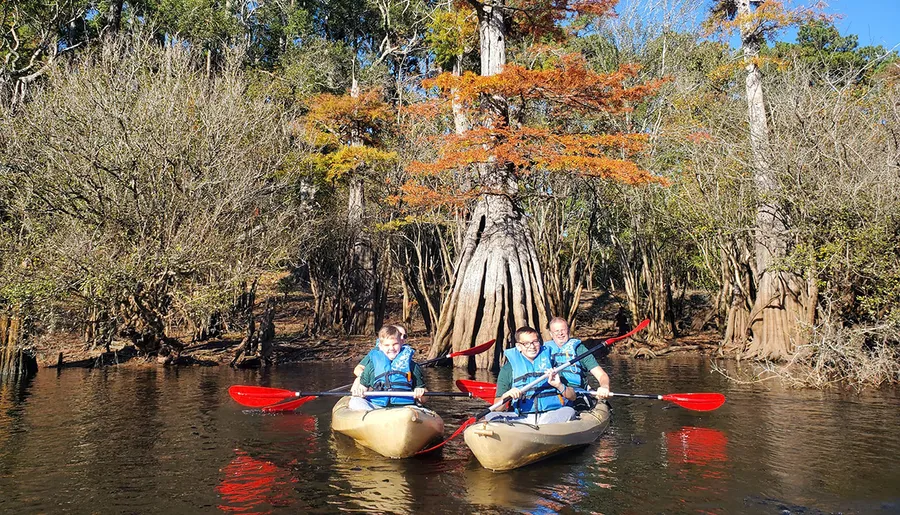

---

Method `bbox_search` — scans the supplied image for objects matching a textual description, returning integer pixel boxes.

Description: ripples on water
[0,357,898,514]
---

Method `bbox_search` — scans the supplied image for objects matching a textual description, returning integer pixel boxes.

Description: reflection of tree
[217,450,297,514]
[0,377,33,453]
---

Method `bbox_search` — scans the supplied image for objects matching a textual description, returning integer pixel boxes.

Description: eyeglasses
[517,340,541,347]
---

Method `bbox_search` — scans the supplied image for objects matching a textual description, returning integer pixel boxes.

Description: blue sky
[821,0,900,49]
[617,1,900,52]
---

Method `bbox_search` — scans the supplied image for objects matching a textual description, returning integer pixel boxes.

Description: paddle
[414,320,651,455]
[231,338,498,412]
[418,338,496,367]
[476,319,650,418]
[455,379,726,412]
[229,385,474,406]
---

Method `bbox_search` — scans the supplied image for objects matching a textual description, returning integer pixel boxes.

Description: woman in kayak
[488,326,577,424]
[349,324,427,411]
[547,317,611,410]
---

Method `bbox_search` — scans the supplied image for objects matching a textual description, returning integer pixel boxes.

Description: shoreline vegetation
[34,283,898,391]
[2,3,899,389]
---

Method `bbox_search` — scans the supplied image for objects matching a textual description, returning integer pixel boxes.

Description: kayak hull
[463,403,611,471]
[331,396,444,458]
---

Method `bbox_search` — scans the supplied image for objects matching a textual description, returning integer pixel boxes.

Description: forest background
[1,0,899,388]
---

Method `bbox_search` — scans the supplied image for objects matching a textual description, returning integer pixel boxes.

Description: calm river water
[0,356,898,514]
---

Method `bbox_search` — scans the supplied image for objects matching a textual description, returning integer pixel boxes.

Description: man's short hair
[548,317,568,328]
[514,326,539,343]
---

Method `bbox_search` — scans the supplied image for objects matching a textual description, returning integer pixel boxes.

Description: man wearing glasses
[488,326,578,425]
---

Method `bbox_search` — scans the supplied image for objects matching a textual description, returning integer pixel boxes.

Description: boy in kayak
[349,324,426,411]
[489,326,577,424]
[547,317,611,410]
[352,324,407,378]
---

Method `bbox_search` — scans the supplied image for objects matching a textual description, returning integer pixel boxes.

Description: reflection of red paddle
[455,379,726,411]
[217,450,295,512]
[666,426,728,466]
[229,339,497,412]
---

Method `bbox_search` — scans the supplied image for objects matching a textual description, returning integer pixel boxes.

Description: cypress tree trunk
[426,0,552,369]
[429,194,551,369]
[0,312,38,380]
[735,0,813,359]
[343,77,376,334]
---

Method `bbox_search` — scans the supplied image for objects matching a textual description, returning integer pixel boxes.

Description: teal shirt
[557,342,600,372]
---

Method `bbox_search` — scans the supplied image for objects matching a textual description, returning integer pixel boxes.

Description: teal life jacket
[550,338,587,392]
[504,345,565,415]
[367,345,415,407]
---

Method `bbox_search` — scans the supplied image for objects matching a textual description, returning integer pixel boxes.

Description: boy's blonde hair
[378,324,403,341]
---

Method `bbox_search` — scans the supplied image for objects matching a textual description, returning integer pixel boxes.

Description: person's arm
[588,365,610,398]
[352,364,372,396]
[548,371,576,401]
[574,343,610,397]
[493,362,515,405]
[353,355,371,378]
[411,364,427,402]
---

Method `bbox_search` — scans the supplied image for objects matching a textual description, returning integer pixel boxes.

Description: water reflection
[665,426,728,468]
[463,441,617,514]
[329,432,422,513]
[1,358,898,515]
[218,449,297,514]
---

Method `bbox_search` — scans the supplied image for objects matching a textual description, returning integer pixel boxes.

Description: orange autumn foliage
[387,182,473,209]
[504,0,618,40]
[304,88,393,147]
[296,87,398,184]
[424,55,665,117]
[410,126,655,185]
[703,0,826,41]
[404,55,667,205]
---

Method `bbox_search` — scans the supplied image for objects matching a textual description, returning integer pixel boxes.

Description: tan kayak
[330,396,444,459]
[463,403,611,471]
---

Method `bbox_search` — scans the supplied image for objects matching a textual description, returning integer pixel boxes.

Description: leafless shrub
[765,321,900,388]
[0,35,307,354]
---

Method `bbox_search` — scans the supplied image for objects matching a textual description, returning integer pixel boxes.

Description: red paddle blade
[661,393,726,412]
[455,379,496,402]
[449,339,496,358]
[604,318,650,346]
[229,385,296,407]
[261,396,317,413]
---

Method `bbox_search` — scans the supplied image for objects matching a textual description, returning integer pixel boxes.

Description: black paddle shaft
[291,391,473,398]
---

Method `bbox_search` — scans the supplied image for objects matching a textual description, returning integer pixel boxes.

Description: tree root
[631,344,706,359]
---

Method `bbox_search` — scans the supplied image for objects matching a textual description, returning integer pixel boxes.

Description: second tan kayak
[463,403,611,471]
[331,396,444,459]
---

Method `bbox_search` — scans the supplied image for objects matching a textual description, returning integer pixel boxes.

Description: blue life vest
[367,345,415,407]
[550,338,587,391]
[504,345,565,415]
